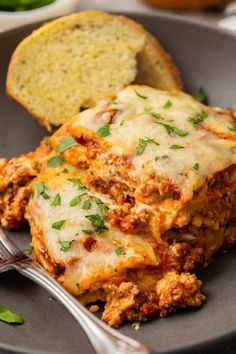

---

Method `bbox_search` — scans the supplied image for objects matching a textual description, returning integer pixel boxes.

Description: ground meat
[102,282,139,327]
[156,270,205,317]
[0,139,50,229]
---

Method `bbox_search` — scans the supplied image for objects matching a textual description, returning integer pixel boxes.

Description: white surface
[0,0,79,32]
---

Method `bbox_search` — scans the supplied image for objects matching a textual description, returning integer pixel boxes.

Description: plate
[0,12,236,354]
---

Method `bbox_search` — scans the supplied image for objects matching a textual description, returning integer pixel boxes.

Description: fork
[0,228,150,354]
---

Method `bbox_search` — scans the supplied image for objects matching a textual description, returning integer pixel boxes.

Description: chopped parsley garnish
[24,248,34,256]
[170,144,185,149]
[56,136,78,153]
[81,199,92,210]
[195,88,207,103]
[53,264,60,275]
[51,193,61,206]
[149,111,164,120]
[76,283,80,289]
[60,240,74,252]
[163,99,172,109]
[135,137,159,156]
[162,155,169,159]
[85,214,108,234]
[81,230,94,235]
[115,247,126,256]
[34,182,50,200]
[52,220,66,230]
[95,198,109,217]
[0,306,24,324]
[134,89,148,99]
[188,111,208,128]
[228,123,236,135]
[193,162,200,170]
[96,124,111,137]
[46,138,52,146]
[157,122,189,137]
[47,155,63,168]
[62,168,69,173]
[119,120,124,126]
[69,193,87,207]
[67,178,86,190]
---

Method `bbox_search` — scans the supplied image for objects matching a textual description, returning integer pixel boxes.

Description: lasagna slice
[1,85,235,327]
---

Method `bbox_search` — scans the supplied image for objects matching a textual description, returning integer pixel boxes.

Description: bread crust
[6,11,184,130]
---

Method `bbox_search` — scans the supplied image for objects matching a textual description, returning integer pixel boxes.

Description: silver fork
[0,228,150,354]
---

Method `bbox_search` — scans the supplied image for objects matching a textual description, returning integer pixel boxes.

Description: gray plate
[0,12,236,354]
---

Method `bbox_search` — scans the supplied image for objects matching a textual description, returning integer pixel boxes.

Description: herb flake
[134,89,148,99]
[157,122,189,137]
[56,136,78,153]
[51,193,61,206]
[34,182,50,200]
[47,155,63,168]
[81,199,92,210]
[188,111,208,128]
[96,124,111,137]
[135,137,159,156]
[0,306,24,324]
[95,198,109,217]
[170,144,185,149]
[228,123,236,135]
[193,162,200,170]
[67,178,86,190]
[163,99,172,109]
[60,240,74,252]
[52,220,66,230]
[195,88,207,103]
[85,214,108,234]
[115,247,126,256]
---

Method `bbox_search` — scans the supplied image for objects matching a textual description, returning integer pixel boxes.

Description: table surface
[0,1,235,354]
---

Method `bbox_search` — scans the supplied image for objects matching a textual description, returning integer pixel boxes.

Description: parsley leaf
[67,178,86,190]
[56,136,78,153]
[69,193,87,207]
[170,144,185,149]
[157,122,189,137]
[52,220,66,230]
[47,155,63,168]
[46,138,52,146]
[85,214,108,234]
[134,89,148,99]
[62,168,69,174]
[94,197,109,217]
[81,230,94,234]
[51,193,61,206]
[115,247,126,256]
[195,88,207,103]
[76,283,80,289]
[53,264,60,275]
[135,138,147,156]
[81,199,92,210]
[193,162,200,170]
[96,124,111,137]
[60,240,74,252]
[24,248,34,256]
[135,137,159,156]
[228,123,236,135]
[162,155,169,159]
[149,111,164,120]
[0,306,24,324]
[163,99,172,109]
[188,111,208,128]
[34,182,50,200]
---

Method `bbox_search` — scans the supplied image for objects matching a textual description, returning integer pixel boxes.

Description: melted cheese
[28,170,158,294]
[72,85,236,201]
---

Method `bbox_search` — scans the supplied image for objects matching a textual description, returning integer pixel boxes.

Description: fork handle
[14,260,150,354]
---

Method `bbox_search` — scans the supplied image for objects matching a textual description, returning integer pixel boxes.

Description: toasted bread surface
[7,11,183,129]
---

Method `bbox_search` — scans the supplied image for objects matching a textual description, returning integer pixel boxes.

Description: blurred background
[0,0,236,33]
